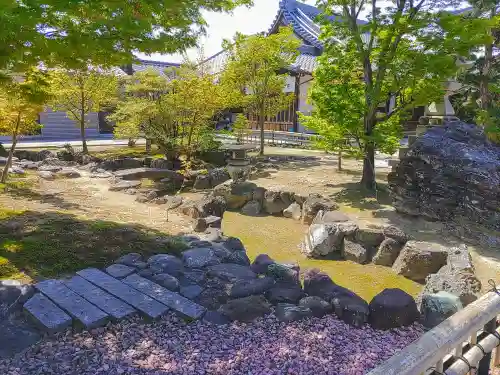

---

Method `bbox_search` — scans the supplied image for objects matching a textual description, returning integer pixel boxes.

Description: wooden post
[478,319,497,375]
[292,74,300,133]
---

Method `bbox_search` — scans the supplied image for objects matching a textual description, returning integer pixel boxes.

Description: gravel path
[0,313,423,375]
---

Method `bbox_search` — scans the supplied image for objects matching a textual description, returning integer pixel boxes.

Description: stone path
[24,267,207,333]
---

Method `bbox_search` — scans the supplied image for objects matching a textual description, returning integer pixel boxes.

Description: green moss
[0,212,188,281]
[222,211,422,301]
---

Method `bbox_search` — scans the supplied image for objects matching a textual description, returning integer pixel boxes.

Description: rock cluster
[388,121,500,233]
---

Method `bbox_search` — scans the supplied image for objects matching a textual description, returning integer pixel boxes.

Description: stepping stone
[123,274,206,320]
[35,280,109,329]
[65,276,137,320]
[105,264,136,279]
[24,293,72,333]
[77,268,168,319]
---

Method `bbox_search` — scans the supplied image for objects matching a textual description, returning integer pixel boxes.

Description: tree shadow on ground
[328,182,393,211]
[4,186,81,210]
[0,211,188,281]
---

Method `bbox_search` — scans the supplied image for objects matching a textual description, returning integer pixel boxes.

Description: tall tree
[0,0,252,72]
[49,69,118,153]
[0,70,50,183]
[310,0,488,189]
[221,26,301,155]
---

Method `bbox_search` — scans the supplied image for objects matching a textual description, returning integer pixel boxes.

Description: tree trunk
[361,142,376,190]
[1,116,20,184]
[80,117,88,154]
[145,139,152,154]
[338,149,342,171]
[479,11,495,119]
[259,106,265,156]
[186,123,195,162]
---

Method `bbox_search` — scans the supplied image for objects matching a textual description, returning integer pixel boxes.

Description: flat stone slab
[65,276,137,320]
[123,274,206,320]
[105,264,136,279]
[114,168,184,181]
[109,180,141,191]
[36,280,109,329]
[24,293,72,333]
[77,268,168,319]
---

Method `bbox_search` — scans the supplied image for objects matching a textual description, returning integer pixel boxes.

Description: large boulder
[150,158,173,170]
[302,194,339,224]
[301,222,358,258]
[185,195,227,219]
[355,225,385,249]
[241,200,262,216]
[275,303,313,322]
[151,273,180,292]
[312,210,350,224]
[213,180,256,209]
[343,240,369,264]
[383,225,410,244]
[182,248,221,268]
[193,174,211,190]
[263,190,289,215]
[265,263,299,285]
[218,295,271,322]
[209,168,230,187]
[372,238,404,266]
[114,168,184,181]
[109,180,141,191]
[207,263,257,282]
[420,291,463,329]
[388,121,500,234]
[283,202,302,220]
[250,254,275,274]
[229,277,275,298]
[147,254,184,276]
[265,283,305,304]
[331,293,369,328]
[369,288,420,330]
[420,245,481,306]
[392,241,448,282]
[299,296,332,317]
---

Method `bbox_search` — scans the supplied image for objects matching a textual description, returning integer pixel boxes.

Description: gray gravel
[0,312,423,375]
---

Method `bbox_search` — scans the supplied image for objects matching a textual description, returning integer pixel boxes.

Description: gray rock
[263,190,289,215]
[275,303,313,322]
[77,268,168,319]
[1,280,34,316]
[182,248,221,268]
[241,200,262,216]
[105,264,136,279]
[224,237,246,252]
[302,194,339,224]
[209,168,230,187]
[38,165,62,173]
[331,293,369,328]
[420,291,463,328]
[184,195,227,219]
[252,187,267,202]
[369,288,420,330]
[138,268,154,279]
[183,269,207,284]
[283,202,302,220]
[388,121,500,234]
[355,225,385,249]
[24,293,72,333]
[152,273,180,292]
[194,174,211,190]
[114,168,184,181]
[343,240,369,264]
[109,180,142,191]
[150,158,173,170]
[383,225,410,243]
[39,157,70,167]
[299,296,332,317]
[312,210,350,224]
[250,254,275,274]
[301,222,358,258]
[65,276,136,320]
[213,180,255,209]
[392,241,448,282]
[18,161,40,170]
[226,250,250,266]
[166,196,183,210]
[35,280,109,329]
[192,215,222,233]
[207,263,257,282]
[196,287,229,310]
[265,283,304,304]
[38,171,55,180]
[372,238,403,266]
[8,166,25,175]
[218,295,271,322]
[203,310,231,325]
[57,168,81,178]
[180,285,204,299]
[230,277,275,298]
[116,253,144,268]
[123,274,206,319]
[266,263,299,284]
[148,254,184,276]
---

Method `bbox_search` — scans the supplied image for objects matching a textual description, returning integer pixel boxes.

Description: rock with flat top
[369,288,420,330]
[109,180,141,191]
[301,222,358,258]
[218,295,271,322]
[343,240,369,264]
[373,238,403,266]
[392,241,448,282]
[302,195,339,224]
[114,168,184,181]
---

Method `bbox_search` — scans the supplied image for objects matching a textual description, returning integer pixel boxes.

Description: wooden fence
[368,284,500,375]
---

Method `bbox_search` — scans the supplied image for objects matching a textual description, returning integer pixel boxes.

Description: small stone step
[123,274,206,320]
[65,276,137,320]
[36,280,109,329]
[77,268,168,319]
[398,146,409,159]
[24,293,72,333]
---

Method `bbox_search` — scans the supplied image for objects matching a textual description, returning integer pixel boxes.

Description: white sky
[136,0,316,63]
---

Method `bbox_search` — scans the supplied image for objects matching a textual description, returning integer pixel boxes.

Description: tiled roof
[290,53,318,73]
[131,59,180,76]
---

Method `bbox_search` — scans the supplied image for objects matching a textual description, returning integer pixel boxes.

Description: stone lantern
[225,144,256,182]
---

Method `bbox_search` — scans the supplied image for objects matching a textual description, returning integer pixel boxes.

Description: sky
[135,0,316,63]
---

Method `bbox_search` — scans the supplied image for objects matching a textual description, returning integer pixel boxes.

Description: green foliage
[49,68,118,153]
[221,26,301,154]
[306,0,488,188]
[0,69,51,182]
[0,0,252,72]
[232,114,251,144]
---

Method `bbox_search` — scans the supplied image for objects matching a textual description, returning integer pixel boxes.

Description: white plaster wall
[297,74,315,133]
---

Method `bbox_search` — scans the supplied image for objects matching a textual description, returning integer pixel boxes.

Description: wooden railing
[368,285,500,375]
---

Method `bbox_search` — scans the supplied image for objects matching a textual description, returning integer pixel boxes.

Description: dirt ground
[1,147,499,292]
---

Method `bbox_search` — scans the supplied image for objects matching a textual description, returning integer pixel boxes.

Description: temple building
[203,0,459,133]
